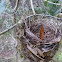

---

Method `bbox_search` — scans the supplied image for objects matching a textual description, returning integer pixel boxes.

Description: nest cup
[17,14,61,62]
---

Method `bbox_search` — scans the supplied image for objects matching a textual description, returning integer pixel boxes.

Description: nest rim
[23,14,61,45]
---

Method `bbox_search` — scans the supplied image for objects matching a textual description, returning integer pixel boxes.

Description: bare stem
[30,0,35,14]
[44,0,62,6]
[13,0,19,12]
[0,20,22,35]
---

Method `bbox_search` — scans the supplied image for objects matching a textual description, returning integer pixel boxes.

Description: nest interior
[16,15,61,62]
[25,15,61,44]
[27,19,55,43]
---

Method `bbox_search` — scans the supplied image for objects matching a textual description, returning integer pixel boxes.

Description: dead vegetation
[16,15,61,62]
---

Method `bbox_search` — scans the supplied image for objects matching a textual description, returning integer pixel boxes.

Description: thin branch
[13,0,19,12]
[0,14,62,36]
[44,0,62,6]
[13,0,19,24]
[23,14,62,21]
[0,20,22,35]
[30,0,35,14]
[25,27,43,43]
[0,24,17,35]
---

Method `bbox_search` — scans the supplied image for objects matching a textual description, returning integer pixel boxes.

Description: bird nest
[16,14,61,62]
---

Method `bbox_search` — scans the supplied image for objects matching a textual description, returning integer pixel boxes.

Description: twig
[30,0,35,14]
[13,0,19,24]
[0,24,17,35]
[27,44,44,60]
[0,20,22,35]
[13,0,19,12]
[44,0,62,6]
[25,28,42,42]
[0,14,62,36]
[25,14,62,21]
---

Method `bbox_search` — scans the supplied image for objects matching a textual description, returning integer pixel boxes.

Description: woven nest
[16,14,61,62]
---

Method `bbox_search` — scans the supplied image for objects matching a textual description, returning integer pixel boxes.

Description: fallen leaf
[40,26,44,40]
